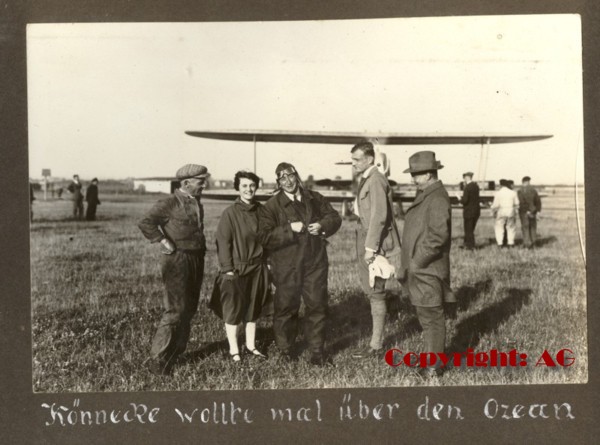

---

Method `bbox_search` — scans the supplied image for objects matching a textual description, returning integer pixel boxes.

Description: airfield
[29,186,586,392]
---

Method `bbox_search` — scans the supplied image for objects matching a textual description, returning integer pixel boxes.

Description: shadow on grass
[447,287,532,354]
[535,236,557,247]
[184,326,275,364]
[455,279,492,312]
[326,290,422,355]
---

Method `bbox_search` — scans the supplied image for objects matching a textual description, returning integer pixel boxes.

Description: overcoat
[400,181,455,307]
[257,188,341,286]
[356,168,401,257]
[85,184,101,205]
[460,181,480,218]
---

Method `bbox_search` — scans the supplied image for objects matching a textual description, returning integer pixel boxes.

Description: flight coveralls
[138,189,206,368]
[257,189,341,357]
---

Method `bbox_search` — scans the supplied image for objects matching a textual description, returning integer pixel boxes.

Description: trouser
[415,305,445,365]
[86,203,97,221]
[494,215,516,246]
[151,250,204,365]
[355,233,391,351]
[463,216,479,248]
[520,212,537,247]
[73,199,84,219]
[273,262,328,356]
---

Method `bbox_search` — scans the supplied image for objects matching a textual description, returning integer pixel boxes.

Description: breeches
[151,250,204,363]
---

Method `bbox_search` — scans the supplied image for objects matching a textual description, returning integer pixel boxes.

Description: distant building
[133,177,180,194]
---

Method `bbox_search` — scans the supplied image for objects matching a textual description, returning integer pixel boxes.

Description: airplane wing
[186,129,553,145]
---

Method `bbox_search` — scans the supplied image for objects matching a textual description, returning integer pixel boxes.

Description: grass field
[30,189,587,392]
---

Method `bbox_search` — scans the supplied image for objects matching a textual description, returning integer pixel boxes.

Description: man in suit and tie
[458,172,480,250]
[349,142,401,359]
[257,162,342,365]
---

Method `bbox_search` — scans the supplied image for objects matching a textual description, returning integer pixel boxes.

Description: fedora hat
[403,151,444,174]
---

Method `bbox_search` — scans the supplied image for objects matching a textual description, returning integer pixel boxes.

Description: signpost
[42,169,51,200]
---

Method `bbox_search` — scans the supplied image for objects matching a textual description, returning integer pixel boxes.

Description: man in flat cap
[349,142,401,359]
[517,176,542,249]
[257,162,342,365]
[458,172,480,250]
[491,179,519,247]
[400,151,455,378]
[138,164,209,374]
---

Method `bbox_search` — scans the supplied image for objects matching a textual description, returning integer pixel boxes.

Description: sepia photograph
[27,15,585,394]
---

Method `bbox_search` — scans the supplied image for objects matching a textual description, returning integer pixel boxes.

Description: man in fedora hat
[257,162,341,365]
[138,164,209,374]
[458,172,480,250]
[348,142,401,359]
[517,176,542,248]
[491,178,519,247]
[400,151,455,378]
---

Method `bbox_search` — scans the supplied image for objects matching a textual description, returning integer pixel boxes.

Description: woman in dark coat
[211,171,270,362]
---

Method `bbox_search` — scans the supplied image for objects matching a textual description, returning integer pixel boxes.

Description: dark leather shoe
[148,359,173,376]
[416,367,444,379]
[278,352,297,364]
[351,346,382,359]
[309,353,333,367]
[244,346,267,359]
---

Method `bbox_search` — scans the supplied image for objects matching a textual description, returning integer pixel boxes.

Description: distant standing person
[491,179,519,247]
[67,174,84,220]
[85,178,101,221]
[138,164,209,374]
[348,142,401,359]
[458,172,480,250]
[257,162,342,365]
[399,151,454,378]
[30,182,35,220]
[210,170,271,363]
[517,176,542,249]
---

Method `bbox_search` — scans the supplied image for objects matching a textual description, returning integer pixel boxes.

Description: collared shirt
[283,189,302,202]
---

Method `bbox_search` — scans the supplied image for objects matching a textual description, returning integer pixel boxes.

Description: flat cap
[522,176,531,182]
[462,171,474,178]
[176,164,209,180]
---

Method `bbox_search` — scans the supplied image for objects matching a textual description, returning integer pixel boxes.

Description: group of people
[136,147,458,379]
[458,173,542,250]
[67,174,101,221]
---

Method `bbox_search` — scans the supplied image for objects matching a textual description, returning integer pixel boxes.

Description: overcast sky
[27,15,583,185]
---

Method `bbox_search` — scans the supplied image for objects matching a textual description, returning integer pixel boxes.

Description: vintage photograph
[27,15,585,392]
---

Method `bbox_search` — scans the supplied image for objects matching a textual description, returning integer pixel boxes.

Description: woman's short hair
[234,170,260,191]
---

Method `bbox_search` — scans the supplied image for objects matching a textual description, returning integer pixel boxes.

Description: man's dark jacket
[257,189,341,285]
[460,181,480,218]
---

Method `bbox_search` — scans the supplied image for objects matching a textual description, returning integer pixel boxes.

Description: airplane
[184,129,552,211]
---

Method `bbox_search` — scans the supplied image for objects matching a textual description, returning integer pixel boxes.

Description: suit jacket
[517,185,542,215]
[355,168,401,257]
[460,181,480,218]
[257,188,341,286]
[400,181,455,307]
